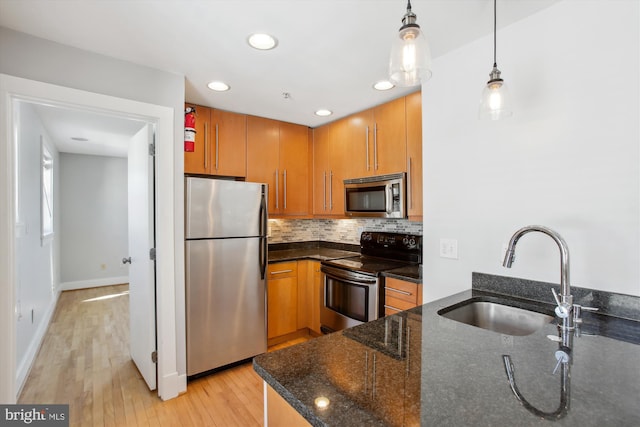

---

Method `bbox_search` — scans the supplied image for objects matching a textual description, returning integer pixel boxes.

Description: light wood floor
[19,284,310,427]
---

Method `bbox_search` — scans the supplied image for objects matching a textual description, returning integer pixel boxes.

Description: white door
[127,123,157,390]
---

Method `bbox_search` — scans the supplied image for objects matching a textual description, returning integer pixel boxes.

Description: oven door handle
[321,265,378,285]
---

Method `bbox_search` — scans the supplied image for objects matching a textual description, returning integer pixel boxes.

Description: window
[41,138,54,244]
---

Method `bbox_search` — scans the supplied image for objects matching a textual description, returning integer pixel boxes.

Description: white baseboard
[60,276,129,291]
[159,372,187,401]
[15,287,61,398]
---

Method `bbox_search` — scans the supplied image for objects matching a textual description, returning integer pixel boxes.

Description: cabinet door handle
[283,169,287,210]
[329,171,334,210]
[407,156,413,209]
[323,171,327,211]
[374,122,378,171]
[204,122,209,170]
[275,169,279,209]
[365,126,370,171]
[384,304,403,312]
[215,123,219,171]
[270,269,293,275]
[386,287,412,296]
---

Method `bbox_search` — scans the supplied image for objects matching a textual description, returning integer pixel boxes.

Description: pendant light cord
[493,0,497,66]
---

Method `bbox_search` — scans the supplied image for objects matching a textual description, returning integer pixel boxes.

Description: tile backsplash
[268,218,423,244]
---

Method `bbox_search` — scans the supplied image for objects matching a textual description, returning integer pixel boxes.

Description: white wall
[60,153,129,289]
[0,27,185,402]
[422,0,640,302]
[14,102,61,392]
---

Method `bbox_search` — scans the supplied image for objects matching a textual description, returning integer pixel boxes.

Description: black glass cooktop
[323,255,411,275]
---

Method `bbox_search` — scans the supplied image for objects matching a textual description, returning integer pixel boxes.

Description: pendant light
[388,0,432,87]
[479,0,513,120]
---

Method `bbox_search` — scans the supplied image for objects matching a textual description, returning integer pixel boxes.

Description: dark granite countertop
[268,241,422,284]
[253,273,640,426]
[383,264,422,284]
[268,241,360,263]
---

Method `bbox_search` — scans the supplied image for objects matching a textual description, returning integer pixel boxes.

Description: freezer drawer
[186,237,267,375]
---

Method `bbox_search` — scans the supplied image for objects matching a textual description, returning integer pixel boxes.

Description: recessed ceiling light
[71,137,89,142]
[247,33,278,50]
[315,109,333,117]
[373,80,395,91]
[207,81,230,92]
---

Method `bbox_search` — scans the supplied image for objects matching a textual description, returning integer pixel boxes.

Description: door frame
[0,74,183,402]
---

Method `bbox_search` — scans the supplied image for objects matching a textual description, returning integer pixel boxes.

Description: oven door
[320,265,379,333]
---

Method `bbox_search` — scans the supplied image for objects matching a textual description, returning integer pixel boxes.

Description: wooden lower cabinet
[265,383,311,427]
[269,260,323,341]
[296,260,322,335]
[267,262,298,339]
[311,261,323,335]
[384,277,422,316]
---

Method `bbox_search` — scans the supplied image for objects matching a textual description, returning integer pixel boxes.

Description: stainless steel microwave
[344,173,406,218]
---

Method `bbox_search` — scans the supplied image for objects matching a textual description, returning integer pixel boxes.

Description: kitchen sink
[438,298,554,336]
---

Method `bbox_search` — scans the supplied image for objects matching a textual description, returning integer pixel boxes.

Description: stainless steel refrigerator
[185,177,268,376]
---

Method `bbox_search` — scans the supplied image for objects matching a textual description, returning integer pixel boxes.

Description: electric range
[320,231,422,333]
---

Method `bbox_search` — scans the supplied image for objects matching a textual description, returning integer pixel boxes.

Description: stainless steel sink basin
[438,299,554,336]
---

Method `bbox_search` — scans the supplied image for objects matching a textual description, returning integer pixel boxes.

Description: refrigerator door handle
[259,186,268,280]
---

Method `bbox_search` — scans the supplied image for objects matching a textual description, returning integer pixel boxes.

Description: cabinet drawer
[268,261,298,279]
[385,278,418,304]
[384,294,417,314]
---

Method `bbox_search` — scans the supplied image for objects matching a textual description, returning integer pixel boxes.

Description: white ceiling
[0,0,560,157]
[31,104,147,157]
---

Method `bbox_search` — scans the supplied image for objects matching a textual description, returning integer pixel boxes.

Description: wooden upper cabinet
[184,103,211,175]
[312,122,347,216]
[210,109,247,177]
[312,125,330,215]
[372,96,407,175]
[406,91,423,220]
[184,104,247,177]
[247,116,280,213]
[247,116,310,217]
[338,97,406,179]
[279,122,310,216]
[340,110,374,179]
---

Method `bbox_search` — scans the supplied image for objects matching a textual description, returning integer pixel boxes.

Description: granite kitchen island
[253,273,640,426]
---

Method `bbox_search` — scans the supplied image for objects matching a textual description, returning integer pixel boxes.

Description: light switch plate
[440,238,458,259]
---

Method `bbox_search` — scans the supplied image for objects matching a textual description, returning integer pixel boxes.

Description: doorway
[15,99,157,394]
[0,74,183,403]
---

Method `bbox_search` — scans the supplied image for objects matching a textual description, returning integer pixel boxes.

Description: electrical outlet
[439,238,458,259]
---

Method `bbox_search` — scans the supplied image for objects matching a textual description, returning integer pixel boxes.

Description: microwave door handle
[386,185,393,214]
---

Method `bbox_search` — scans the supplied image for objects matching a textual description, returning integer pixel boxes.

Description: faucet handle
[552,348,571,375]
[573,304,598,324]
[551,288,571,319]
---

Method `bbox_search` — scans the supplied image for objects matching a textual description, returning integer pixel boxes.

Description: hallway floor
[19,284,306,426]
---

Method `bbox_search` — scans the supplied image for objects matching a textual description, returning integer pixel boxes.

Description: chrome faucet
[502,225,574,330]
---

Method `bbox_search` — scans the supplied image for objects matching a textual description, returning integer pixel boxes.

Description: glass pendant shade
[479,0,512,120]
[479,66,513,120]
[388,2,432,87]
